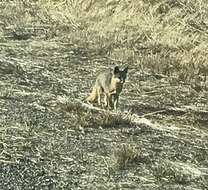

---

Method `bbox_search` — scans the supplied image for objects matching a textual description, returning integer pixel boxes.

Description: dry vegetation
[0,0,208,189]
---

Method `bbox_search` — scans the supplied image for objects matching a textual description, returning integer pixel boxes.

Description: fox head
[112,66,128,84]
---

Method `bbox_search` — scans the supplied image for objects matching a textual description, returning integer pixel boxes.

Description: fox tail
[86,87,97,103]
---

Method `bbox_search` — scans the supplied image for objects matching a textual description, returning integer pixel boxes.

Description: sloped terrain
[0,0,208,189]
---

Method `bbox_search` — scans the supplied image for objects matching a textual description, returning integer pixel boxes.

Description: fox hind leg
[104,93,114,109]
[97,86,103,106]
[104,94,108,107]
[104,93,111,108]
[97,91,101,106]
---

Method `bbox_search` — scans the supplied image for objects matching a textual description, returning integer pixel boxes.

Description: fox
[86,66,128,109]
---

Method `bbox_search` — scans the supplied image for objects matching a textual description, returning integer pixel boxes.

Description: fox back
[96,66,128,94]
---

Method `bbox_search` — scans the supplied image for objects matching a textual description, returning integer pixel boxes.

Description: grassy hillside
[1,0,208,84]
[0,0,208,189]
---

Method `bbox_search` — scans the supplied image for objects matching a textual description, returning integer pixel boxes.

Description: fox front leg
[108,94,114,109]
[97,86,103,106]
[113,94,119,110]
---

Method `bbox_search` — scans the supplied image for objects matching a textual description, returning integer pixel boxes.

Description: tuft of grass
[99,112,132,128]
[152,160,202,184]
[112,144,141,170]
[61,102,132,129]
[62,102,133,129]
[63,102,85,114]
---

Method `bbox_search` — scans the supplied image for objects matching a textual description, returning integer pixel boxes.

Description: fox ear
[123,66,128,74]
[113,66,120,74]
